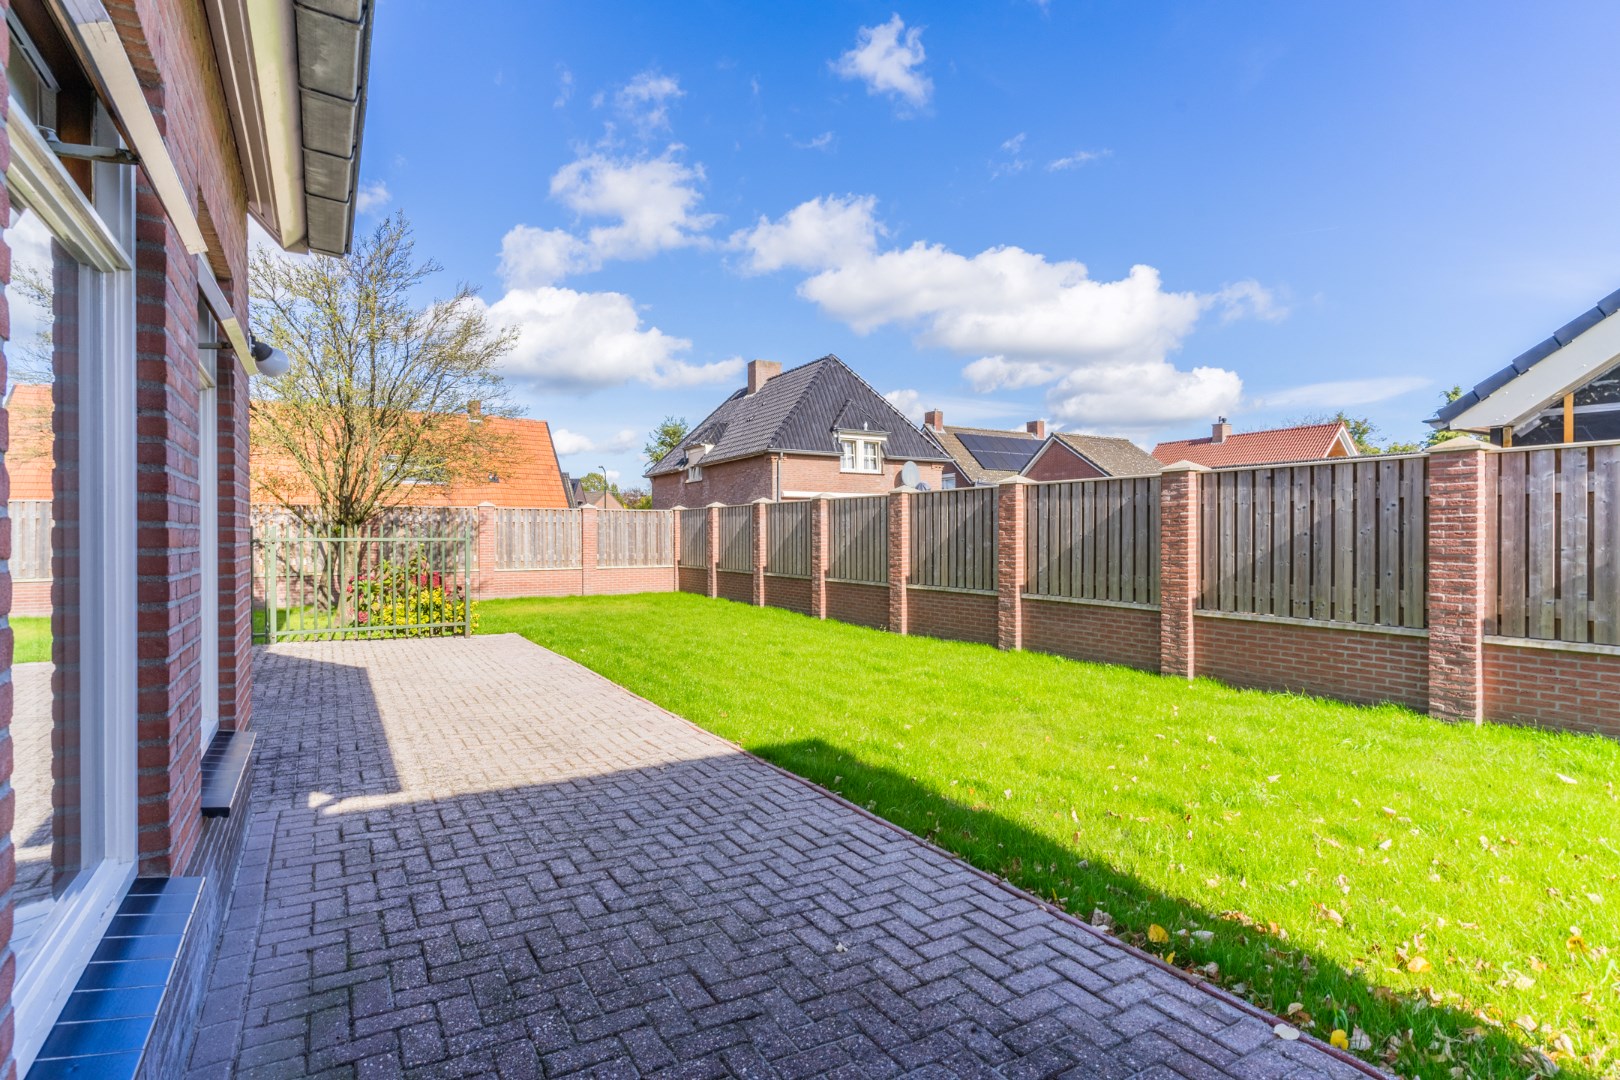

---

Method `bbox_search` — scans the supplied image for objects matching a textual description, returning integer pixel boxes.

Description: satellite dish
[899,461,921,488]
[915,481,930,491]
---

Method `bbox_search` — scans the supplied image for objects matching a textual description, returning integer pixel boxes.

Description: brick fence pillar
[579,505,598,597]
[1426,438,1491,722]
[996,477,1030,650]
[887,488,912,634]
[751,499,769,606]
[1158,461,1207,679]
[476,502,496,600]
[706,503,722,599]
[669,506,684,590]
[809,497,829,618]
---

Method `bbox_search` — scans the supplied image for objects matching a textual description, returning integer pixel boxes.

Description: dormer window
[685,442,713,482]
[839,433,884,474]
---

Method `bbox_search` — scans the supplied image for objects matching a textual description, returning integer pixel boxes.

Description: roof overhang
[1444,312,1620,433]
[203,0,373,256]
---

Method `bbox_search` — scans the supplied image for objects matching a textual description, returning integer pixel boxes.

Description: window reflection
[6,204,85,964]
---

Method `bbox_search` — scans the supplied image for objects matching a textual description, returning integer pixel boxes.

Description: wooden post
[669,506,684,591]
[809,497,829,618]
[1426,437,1491,722]
[996,477,1030,650]
[887,488,912,634]
[579,505,598,597]
[1158,461,1208,678]
[1564,394,1576,444]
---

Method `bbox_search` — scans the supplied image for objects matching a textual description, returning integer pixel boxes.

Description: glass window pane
[6,204,86,965]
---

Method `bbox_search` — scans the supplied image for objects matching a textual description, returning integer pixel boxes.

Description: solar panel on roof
[956,433,1040,472]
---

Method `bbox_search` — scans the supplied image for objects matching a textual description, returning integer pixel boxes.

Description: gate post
[475,501,496,600]
[809,497,829,619]
[751,500,769,606]
[1158,461,1207,679]
[996,477,1030,650]
[887,488,912,635]
[1426,438,1491,722]
[670,506,684,591]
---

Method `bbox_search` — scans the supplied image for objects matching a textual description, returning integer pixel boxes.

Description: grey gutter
[294,0,373,256]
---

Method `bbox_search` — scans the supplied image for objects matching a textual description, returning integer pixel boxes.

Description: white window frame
[685,464,703,482]
[839,434,885,474]
[197,315,220,747]
[6,100,138,1073]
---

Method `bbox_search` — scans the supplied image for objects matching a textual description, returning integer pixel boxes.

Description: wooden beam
[1564,393,1576,443]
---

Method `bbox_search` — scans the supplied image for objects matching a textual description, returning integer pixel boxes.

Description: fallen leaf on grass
[1148,924,1170,944]
[1274,1024,1300,1041]
[1557,773,1577,785]
[1330,1029,1350,1050]
[1406,956,1432,973]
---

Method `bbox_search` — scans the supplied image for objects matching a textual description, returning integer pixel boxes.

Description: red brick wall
[906,588,998,645]
[716,569,753,604]
[1482,643,1620,738]
[1023,599,1160,672]
[678,567,708,594]
[653,453,945,509]
[763,575,812,615]
[1024,444,1104,482]
[10,583,47,618]
[825,581,888,629]
[1193,615,1429,710]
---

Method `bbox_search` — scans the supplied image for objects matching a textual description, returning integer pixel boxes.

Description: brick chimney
[1212,417,1231,444]
[924,409,945,432]
[747,359,781,395]
[1026,420,1046,438]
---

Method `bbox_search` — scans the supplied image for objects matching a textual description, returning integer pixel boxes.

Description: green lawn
[11,616,49,664]
[480,592,1620,1080]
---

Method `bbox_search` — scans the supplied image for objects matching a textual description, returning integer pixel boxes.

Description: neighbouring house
[647,356,952,507]
[1429,287,1620,445]
[926,412,1048,487]
[1022,432,1164,480]
[1152,418,1358,468]
[925,411,1162,485]
[250,406,572,511]
[0,0,373,1074]
[569,477,624,509]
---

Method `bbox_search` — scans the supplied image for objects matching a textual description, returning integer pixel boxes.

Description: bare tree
[250,212,518,534]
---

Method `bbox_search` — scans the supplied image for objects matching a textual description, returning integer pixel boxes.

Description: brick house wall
[1022,443,1104,483]
[653,453,945,508]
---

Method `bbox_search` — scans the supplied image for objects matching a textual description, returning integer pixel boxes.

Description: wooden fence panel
[1199,456,1425,627]
[717,505,753,573]
[678,509,709,568]
[495,509,581,569]
[828,496,888,584]
[1495,443,1620,643]
[766,501,811,577]
[910,488,996,591]
[1025,478,1159,605]
[597,509,673,567]
[9,501,51,581]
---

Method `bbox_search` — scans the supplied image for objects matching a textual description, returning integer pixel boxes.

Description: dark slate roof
[1051,434,1163,477]
[645,355,951,477]
[1432,287,1620,427]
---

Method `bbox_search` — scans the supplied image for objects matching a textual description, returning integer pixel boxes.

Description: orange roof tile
[1152,422,1353,468]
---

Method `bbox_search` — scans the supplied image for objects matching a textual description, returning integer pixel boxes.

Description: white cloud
[884,388,925,424]
[729,194,883,275]
[355,180,390,214]
[991,133,1029,178]
[735,195,1283,431]
[615,70,684,134]
[792,131,836,151]
[551,427,641,456]
[486,286,740,392]
[832,14,933,112]
[554,66,574,109]
[1048,149,1110,171]
[1251,376,1432,411]
[499,148,717,286]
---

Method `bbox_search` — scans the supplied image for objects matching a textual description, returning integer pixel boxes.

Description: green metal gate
[255,528,476,643]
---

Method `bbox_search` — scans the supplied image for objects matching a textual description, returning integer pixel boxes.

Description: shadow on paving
[191,652,1377,1080]
[747,738,1565,1080]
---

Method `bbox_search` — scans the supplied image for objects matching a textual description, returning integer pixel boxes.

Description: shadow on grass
[752,737,1574,1080]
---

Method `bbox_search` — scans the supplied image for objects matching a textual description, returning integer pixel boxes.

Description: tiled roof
[936,425,1041,485]
[1432,287,1620,427]
[1051,434,1163,477]
[646,355,951,476]
[1151,422,1351,468]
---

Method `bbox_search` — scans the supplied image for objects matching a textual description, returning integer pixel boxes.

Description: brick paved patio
[186,634,1378,1079]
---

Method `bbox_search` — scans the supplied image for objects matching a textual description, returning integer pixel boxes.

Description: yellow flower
[1329,1029,1350,1050]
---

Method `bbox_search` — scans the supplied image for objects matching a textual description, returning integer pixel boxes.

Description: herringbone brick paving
[186,634,1376,1079]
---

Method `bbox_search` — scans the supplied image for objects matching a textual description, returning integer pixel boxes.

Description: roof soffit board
[1448,313,1620,431]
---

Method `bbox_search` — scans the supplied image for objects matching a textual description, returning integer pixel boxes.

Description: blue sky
[355,1,1620,487]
